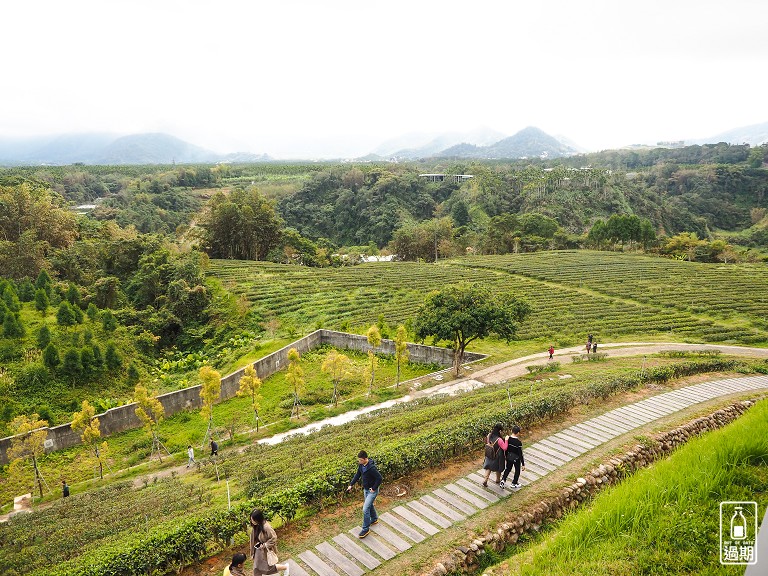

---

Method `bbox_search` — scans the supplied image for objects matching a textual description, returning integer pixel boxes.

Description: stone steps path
[282,375,768,576]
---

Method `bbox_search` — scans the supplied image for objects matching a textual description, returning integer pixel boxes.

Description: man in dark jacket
[346,450,383,538]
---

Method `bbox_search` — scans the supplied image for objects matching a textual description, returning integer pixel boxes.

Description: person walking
[223,552,247,576]
[482,424,505,487]
[62,480,70,498]
[592,341,598,354]
[346,450,383,538]
[186,445,195,468]
[499,425,525,489]
[249,508,290,575]
[211,439,219,457]
[548,345,554,360]
[585,340,591,355]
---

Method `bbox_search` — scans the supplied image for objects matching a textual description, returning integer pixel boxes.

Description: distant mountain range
[372,126,507,158]
[0,133,271,166]
[369,126,580,160]
[692,121,768,147]
[0,121,765,166]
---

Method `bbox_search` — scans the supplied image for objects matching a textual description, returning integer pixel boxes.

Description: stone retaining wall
[422,400,756,576]
[0,330,485,464]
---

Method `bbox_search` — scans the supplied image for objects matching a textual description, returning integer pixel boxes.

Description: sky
[1,0,767,158]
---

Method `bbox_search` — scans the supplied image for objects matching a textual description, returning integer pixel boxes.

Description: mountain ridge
[0,132,271,165]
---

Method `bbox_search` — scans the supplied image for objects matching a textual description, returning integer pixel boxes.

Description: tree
[80,347,96,379]
[101,309,117,332]
[1,283,21,312]
[321,350,353,406]
[43,343,60,370]
[71,400,105,479]
[286,348,304,419]
[127,363,140,384]
[200,188,284,261]
[415,283,531,376]
[394,324,410,387]
[639,218,657,251]
[7,414,49,498]
[451,200,471,227]
[56,301,77,327]
[366,325,382,395]
[484,213,519,254]
[237,364,263,431]
[37,325,52,349]
[660,232,706,261]
[389,218,454,262]
[587,219,607,250]
[34,288,49,314]
[134,383,167,462]
[92,344,103,370]
[3,312,25,338]
[35,270,53,297]
[199,365,221,446]
[62,349,83,384]
[105,342,122,370]
[86,302,99,322]
[65,284,82,308]
[17,278,35,302]
[518,213,559,239]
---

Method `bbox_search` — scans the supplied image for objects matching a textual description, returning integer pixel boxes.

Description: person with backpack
[482,424,505,487]
[499,425,526,489]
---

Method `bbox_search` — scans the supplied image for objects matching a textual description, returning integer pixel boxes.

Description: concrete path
[281,373,768,576]
[260,342,768,445]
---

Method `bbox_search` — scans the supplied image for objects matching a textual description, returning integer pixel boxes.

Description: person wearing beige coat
[249,508,289,576]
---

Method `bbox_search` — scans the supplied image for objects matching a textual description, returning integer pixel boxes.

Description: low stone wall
[421,400,756,576]
[0,330,484,464]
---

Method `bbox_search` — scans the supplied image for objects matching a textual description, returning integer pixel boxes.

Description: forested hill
[1,142,767,267]
[277,143,768,250]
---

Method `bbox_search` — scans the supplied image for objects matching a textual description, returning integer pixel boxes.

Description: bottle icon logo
[731,506,747,540]
[720,501,758,565]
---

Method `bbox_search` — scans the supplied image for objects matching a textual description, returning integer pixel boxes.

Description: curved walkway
[282,372,768,576]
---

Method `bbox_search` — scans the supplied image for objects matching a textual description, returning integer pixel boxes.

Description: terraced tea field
[208,252,768,347]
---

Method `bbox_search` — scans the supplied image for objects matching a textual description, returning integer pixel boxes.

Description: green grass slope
[486,399,768,576]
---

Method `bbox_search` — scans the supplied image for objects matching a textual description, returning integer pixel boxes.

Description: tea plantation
[208,251,768,347]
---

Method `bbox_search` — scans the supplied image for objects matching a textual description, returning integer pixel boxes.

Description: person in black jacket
[500,425,526,490]
[346,450,383,538]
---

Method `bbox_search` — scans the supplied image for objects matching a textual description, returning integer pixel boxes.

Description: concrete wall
[0,330,484,464]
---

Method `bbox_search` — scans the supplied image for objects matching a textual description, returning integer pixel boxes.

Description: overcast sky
[1,0,766,158]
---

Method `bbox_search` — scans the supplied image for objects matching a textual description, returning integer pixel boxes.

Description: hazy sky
[1,0,766,158]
